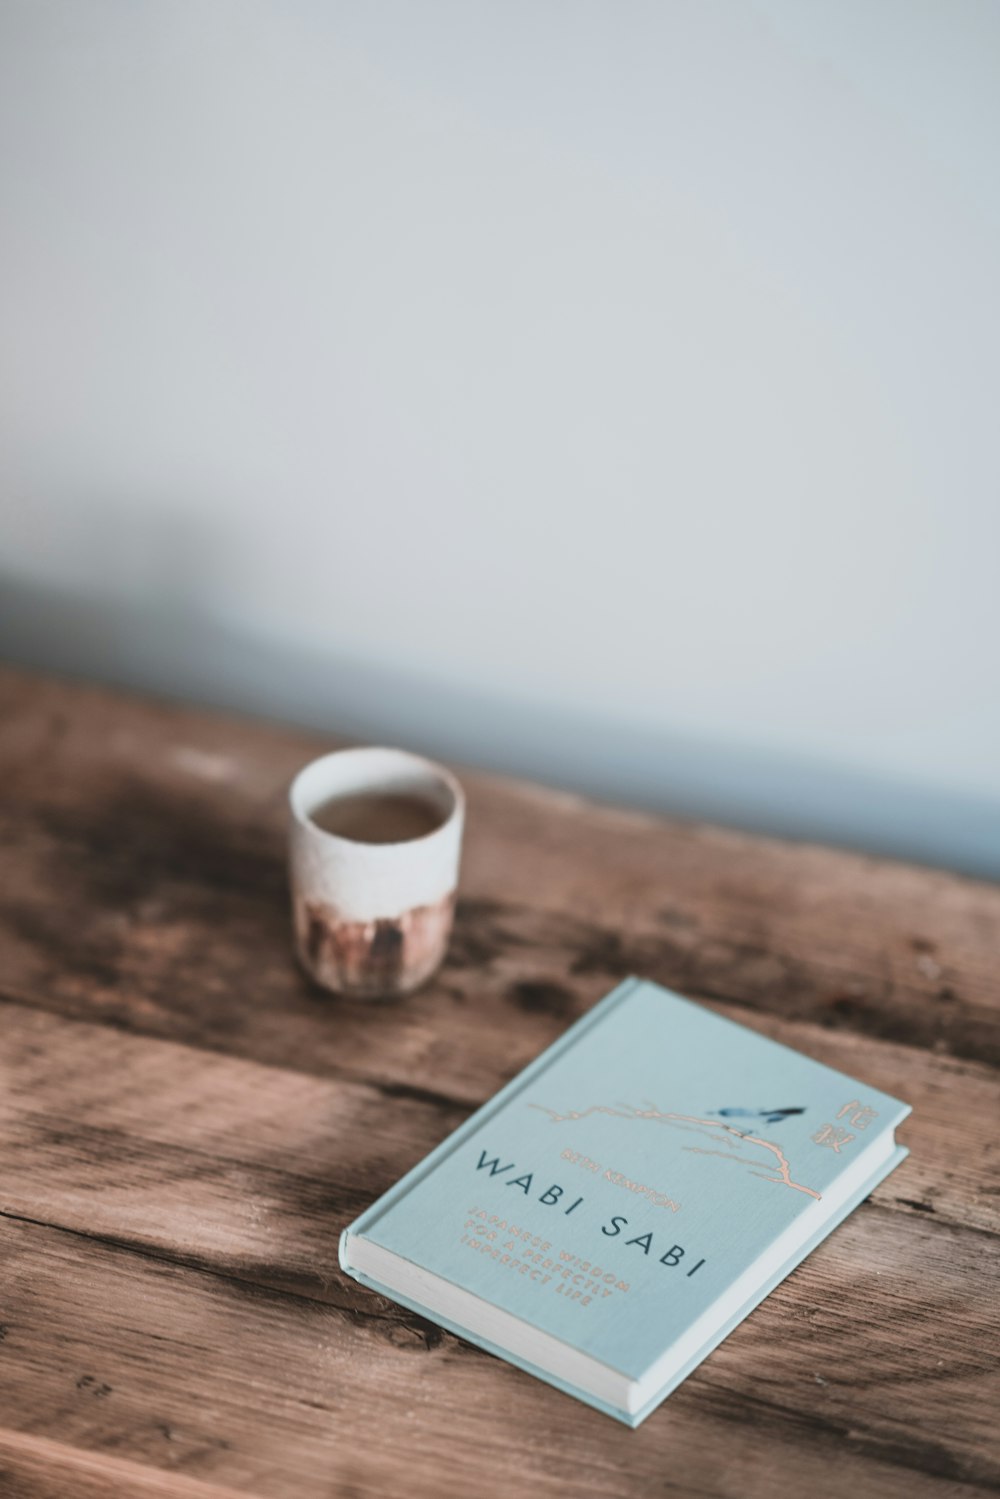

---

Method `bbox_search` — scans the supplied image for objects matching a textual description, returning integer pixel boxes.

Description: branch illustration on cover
[527,1100,821,1199]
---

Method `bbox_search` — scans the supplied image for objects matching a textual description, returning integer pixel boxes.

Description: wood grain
[0,1432,248,1499]
[1,1217,996,1499]
[0,665,997,1497]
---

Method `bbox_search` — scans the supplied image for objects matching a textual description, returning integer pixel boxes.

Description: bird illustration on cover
[711,1107,805,1126]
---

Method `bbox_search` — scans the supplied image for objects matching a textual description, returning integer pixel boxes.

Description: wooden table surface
[1,666,998,1499]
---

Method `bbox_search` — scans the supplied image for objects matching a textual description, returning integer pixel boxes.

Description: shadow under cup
[288,747,465,998]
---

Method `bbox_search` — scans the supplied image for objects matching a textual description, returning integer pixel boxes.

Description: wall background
[2,1,998,877]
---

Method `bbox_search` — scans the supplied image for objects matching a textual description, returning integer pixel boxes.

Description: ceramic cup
[288,747,464,998]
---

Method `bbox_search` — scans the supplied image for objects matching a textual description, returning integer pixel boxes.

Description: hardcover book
[340,977,911,1426]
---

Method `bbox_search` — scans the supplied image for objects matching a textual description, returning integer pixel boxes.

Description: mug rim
[288,745,465,851]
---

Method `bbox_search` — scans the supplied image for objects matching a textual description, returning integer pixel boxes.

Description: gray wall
[2,1,999,877]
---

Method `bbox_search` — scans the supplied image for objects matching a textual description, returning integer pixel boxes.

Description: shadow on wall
[1,508,998,882]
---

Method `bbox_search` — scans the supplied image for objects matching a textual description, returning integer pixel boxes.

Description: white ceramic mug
[288,747,464,998]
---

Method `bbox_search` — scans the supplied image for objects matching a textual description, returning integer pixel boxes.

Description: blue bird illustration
[710,1107,805,1127]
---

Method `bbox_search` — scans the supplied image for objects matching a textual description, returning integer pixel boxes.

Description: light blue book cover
[340,977,911,1426]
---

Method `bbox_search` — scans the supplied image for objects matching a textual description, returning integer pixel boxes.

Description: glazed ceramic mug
[288,747,464,998]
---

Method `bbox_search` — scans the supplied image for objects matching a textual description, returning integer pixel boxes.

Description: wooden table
[1,666,997,1499]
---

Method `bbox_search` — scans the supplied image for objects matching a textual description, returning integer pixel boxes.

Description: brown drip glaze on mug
[295,891,456,999]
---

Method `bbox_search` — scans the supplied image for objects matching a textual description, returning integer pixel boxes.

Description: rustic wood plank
[2,997,996,1294]
[1,1000,997,1495]
[0,997,463,1305]
[0,665,997,1116]
[1,665,998,1497]
[1,1216,996,1499]
[0,1429,248,1499]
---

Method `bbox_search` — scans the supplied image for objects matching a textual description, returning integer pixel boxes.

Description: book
[340,976,911,1427]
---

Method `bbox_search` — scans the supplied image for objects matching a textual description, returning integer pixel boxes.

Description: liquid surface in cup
[309,790,446,844]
